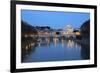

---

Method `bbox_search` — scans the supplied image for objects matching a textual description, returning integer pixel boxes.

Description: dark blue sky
[21,10,90,29]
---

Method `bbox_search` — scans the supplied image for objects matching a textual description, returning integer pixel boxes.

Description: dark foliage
[80,20,90,38]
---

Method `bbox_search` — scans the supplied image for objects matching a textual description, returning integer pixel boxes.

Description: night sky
[21,10,90,29]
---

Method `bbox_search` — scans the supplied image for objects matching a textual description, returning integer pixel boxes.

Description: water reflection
[53,37,59,47]
[81,44,90,59]
[21,37,90,63]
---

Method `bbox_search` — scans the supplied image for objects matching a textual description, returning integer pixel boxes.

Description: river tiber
[21,10,90,63]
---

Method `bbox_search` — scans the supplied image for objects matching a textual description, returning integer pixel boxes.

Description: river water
[22,37,90,63]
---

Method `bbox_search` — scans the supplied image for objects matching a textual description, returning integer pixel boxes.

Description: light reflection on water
[21,37,89,63]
